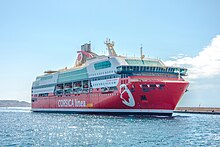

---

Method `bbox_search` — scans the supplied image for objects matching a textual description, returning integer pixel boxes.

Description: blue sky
[0,0,220,106]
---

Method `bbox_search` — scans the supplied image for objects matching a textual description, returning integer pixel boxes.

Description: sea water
[0,107,220,146]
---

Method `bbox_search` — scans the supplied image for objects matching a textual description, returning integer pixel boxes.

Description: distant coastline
[0,100,30,107]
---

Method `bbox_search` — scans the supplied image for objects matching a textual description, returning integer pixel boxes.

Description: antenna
[140,44,145,60]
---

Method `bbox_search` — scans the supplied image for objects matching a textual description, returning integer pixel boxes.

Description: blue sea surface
[0,107,220,146]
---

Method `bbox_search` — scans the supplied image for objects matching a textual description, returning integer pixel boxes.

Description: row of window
[89,70,114,77]
[32,84,55,89]
[121,79,128,84]
[92,75,118,81]
[34,92,119,99]
[141,84,165,92]
[56,80,90,89]
[94,61,111,70]
[61,92,118,97]
[121,74,129,78]
[117,65,186,75]
[125,59,163,67]
[56,88,91,95]
[58,73,88,83]
[36,75,53,81]
[38,93,49,97]
[59,68,87,77]
[92,81,117,87]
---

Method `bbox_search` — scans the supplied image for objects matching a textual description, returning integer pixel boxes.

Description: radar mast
[104,38,117,56]
[140,44,145,60]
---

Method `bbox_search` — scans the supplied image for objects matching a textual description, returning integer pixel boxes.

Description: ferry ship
[31,39,189,116]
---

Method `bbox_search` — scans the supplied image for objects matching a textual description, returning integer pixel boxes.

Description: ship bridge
[115,65,187,76]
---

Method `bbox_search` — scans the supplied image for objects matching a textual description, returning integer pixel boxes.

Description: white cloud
[165,35,220,80]
[167,35,220,107]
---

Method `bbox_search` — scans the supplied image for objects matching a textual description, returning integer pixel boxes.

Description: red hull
[32,77,189,116]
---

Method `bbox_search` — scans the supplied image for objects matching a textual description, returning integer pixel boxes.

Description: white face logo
[119,84,135,107]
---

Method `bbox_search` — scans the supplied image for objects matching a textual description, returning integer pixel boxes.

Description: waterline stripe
[31,108,173,113]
